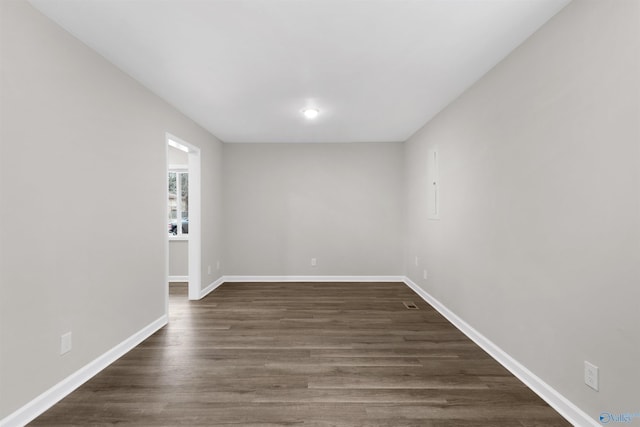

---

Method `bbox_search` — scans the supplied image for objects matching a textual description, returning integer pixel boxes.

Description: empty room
[0,0,638,426]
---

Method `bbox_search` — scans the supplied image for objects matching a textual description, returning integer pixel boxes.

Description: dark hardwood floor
[30,282,571,426]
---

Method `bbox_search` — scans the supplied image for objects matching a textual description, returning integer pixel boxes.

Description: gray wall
[168,145,188,165]
[168,241,188,277]
[404,0,639,421]
[0,0,223,418]
[223,143,404,276]
[202,134,224,283]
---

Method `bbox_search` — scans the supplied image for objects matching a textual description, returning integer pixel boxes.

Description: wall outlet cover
[584,361,599,391]
[60,332,72,355]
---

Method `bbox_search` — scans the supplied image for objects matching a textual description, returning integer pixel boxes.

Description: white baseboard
[196,275,406,301]
[0,315,167,427]
[222,275,406,283]
[168,275,189,282]
[199,276,225,299]
[402,277,598,427]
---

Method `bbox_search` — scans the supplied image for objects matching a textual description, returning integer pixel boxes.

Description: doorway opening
[166,133,201,308]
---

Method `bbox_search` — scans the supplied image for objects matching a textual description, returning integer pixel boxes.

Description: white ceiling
[29,0,571,143]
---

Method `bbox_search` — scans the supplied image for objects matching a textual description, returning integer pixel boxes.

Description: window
[168,169,189,236]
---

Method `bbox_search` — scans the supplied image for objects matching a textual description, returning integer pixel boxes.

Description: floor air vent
[403,301,419,310]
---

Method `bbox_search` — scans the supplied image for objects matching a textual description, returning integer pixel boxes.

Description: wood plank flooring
[30,282,571,426]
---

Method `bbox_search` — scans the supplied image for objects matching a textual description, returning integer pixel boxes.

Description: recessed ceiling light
[302,108,319,119]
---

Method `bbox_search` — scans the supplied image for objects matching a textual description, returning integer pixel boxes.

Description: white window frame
[168,165,189,241]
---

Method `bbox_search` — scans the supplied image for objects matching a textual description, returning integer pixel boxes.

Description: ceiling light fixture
[302,108,319,119]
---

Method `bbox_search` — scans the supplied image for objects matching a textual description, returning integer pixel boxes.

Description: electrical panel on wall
[427,147,440,220]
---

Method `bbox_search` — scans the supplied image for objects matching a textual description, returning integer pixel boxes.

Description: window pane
[168,172,177,235]
[179,172,189,234]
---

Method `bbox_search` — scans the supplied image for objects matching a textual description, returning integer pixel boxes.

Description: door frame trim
[166,133,201,304]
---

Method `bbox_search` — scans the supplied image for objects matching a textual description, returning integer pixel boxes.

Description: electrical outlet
[311,258,317,267]
[60,332,72,355]
[207,265,212,275]
[423,269,428,280]
[216,260,220,270]
[414,256,419,266]
[584,361,599,391]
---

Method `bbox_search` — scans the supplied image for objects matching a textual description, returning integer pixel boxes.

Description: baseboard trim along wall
[168,275,189,283]
[197,275,406,300]
[0,315,168,427]
[200,276,225,299]
[220,275,406,284]
[402,277,599,427]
